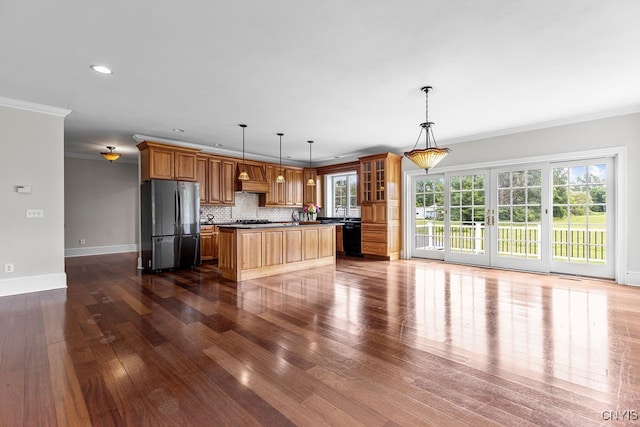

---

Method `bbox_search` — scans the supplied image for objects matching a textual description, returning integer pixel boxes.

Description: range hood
[236,163,269,193]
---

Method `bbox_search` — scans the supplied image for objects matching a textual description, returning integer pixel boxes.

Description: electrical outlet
[26,209,44,218]
[4,263,14,273]
[79,239,86,245]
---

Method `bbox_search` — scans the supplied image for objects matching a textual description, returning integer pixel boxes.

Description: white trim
[0,96,71,117]
[65,244,138,258]
[425,146,627,174]
[435,106,640,147]
[615,147,627,284]
[0,273,67,297]
[626,271,640,287]
[64,151,138,165]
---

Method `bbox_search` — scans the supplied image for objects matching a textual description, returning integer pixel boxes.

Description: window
[325,172,360,218]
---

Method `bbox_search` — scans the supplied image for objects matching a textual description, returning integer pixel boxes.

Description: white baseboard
[0,272,67,297]
[626,271,640,287]
[65,244,138,258]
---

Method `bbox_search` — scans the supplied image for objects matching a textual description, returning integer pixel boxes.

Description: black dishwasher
[343,220,362,256]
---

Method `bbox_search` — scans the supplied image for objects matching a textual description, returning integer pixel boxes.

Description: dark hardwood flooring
[1,252,639,426]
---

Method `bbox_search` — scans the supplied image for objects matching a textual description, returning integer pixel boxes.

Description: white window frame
[403,146,627,283]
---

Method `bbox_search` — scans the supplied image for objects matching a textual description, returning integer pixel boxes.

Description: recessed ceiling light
[214,143,223,147]
[90,65,113,74]
[333,156,341,159]
[172,128,185,133]
[285,156,292,159]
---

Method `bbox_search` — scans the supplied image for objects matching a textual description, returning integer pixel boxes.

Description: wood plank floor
[1,253,639,426]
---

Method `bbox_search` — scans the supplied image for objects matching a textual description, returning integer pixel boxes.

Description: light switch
[26,209,44,218]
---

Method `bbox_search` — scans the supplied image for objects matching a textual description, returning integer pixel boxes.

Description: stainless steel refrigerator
[141,180,200,271]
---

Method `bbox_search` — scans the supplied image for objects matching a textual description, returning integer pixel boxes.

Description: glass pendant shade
[276,133,285,183]
[306,140,316,186]
[404,146,450,171]
[101,146,121,162]
[238,124,249,180]
[404,86,450,173]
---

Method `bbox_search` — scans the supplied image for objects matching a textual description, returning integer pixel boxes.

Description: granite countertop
[216,222,341,229]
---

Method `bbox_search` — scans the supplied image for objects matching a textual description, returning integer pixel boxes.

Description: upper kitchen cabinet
[262,165,304,207]
[303,168,318,205]
[197,154,236,206]
[359,152,402,204]
[137,141,199,181]
[208,156,236,205]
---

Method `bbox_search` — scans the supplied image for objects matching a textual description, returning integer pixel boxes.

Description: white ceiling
[1,0,639,166]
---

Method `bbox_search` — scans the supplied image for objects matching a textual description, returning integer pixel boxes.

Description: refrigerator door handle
[175,191,180,229]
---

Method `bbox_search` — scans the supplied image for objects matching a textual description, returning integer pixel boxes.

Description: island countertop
[218,223,336,281]
[216,221,339,229]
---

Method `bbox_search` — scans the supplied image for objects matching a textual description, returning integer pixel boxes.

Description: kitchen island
[217,223,336,281]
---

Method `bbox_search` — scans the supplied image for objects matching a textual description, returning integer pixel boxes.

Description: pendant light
[101,146,121,162]
[404,86,451,173]
[306,140,315,187]
[275,133,285,183]
[238,124,249,181]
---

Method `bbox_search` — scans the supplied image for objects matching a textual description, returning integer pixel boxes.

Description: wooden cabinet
[218,224,336,281]
[262,165,304,207]
[208,156,236,205]
[200,225,219,261]
[359,153,402,260]
[335,225,344,254]
[303,168,318,205]
[137,141,199,181]
[196,154,236,206]
[196,157,208,202]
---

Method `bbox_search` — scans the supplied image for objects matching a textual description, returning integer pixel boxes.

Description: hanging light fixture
[306,140,316,186]
[275,133,285,183]
[238,124,249,181]
[101,146,121,162]
[404,86,450,173]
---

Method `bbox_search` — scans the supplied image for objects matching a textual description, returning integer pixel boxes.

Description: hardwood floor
[1,253,639,426]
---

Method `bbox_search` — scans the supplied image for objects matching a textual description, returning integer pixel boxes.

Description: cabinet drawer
[361,224,387,242]
[361,241,388,256]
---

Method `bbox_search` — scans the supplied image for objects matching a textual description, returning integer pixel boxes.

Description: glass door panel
[445,171,490,266]
[491,166,548,272]
[550,159,613,278]
[411,175,445,259]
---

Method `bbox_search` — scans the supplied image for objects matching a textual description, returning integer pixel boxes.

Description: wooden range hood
[235,161,269,193]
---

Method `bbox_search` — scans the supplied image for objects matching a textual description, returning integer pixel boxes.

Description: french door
[409,157,615,279]
[444,171,490,266]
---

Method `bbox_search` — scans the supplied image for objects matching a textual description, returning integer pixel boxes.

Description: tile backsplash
[200,192,301,223]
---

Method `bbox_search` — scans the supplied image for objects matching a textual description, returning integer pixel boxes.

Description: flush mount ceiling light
[101,146,121,162]
[404,86,451,173]
[276,133,285,184]
[90,64,113,74]
[238,124,249,181]
[306,140,316,186]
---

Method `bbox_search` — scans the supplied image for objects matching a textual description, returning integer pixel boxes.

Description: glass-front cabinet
[359,153,402,260]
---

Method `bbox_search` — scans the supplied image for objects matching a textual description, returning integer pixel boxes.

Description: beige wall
[64,157,139,256]
[0,103,68,296]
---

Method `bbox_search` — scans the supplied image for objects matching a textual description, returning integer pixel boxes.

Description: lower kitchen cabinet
[200,225,219,260]
[336,225,344,254]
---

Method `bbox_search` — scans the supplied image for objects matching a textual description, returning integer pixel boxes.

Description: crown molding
[0,96,71,118]
[439,104,640,146]
[132,134,308,167]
